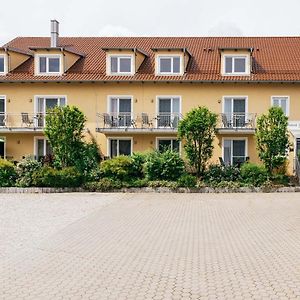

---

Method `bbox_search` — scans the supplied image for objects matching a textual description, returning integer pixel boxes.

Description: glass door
[158,97,180,127]
[224,139,246,166]
[224,98,246,127]
[109,97,132,127]
[0,98,5,126]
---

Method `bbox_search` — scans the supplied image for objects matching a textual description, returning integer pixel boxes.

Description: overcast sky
[1,0,300,45]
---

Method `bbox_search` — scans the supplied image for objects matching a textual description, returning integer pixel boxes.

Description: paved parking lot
[0,192,300,299]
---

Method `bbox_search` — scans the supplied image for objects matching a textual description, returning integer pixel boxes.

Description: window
[109,96,132,127]
[158,56,181,75]
[224,55,249,75]
[0,136,5,158]
[37,55,61,74]
[35,138,52,161]
[157,138,180,152]
[109,56,133,74]
[0,97,5,126]
[223,139,247,166]
[157,96,181,127]
[109,139,132,158]
[0,55,7,75]
[271,96,289,116]
[35,96,66,126]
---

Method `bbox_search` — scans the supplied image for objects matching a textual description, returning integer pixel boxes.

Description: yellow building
[0,20,300,172]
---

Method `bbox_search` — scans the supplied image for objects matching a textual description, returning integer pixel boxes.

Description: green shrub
[32,167,83,187]
[147,180,178,189]
[213,181,241,189]
[144,150,184,181]
[203,164,241,185]
[100,156,135,181]
[271,174,290,186]
[0,159,17,187]
[84,178,122,192]
[84,166,102,182]
[131,152,147,178]
[240,163,268,187]
[16,156,42,187]
[177,173,197,188]
[127,178,148,188]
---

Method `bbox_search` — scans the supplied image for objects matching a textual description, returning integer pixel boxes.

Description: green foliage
[178,106,217,176]
[213,181,241,189]
[131,152,147,178]
[32,166,83,187]
[45,105,98,170]
[100,156,135,181]
[255,107,290,174]
[240,163,269,187]
[147,180,178,189]
[203,164,241,186]
[0,159,17,187]
[144,150,184,181]
[16,156,42,187]
[177,173,197,188]
[271,174,290,186]
[84,178,122,192]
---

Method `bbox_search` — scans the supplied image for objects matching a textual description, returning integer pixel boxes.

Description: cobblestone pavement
[1,193,300,300]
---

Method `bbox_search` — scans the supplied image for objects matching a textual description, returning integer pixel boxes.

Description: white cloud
[207,21,244,36]
[97,25,137,37]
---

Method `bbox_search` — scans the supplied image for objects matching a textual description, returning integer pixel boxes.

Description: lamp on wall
[29,98,32,103]
[218,99,221,104]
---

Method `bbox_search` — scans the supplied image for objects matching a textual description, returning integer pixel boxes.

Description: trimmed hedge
[0,159,17,187]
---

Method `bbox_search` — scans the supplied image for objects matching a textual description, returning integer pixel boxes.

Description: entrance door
[0,97,5,126]
[224,139,246,166]
[158,97,180,127]
[110,97,132,127]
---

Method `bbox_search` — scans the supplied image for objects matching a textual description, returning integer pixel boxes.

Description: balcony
[217,113,256,134]
[96,113,182,134]
[0,113,46,132]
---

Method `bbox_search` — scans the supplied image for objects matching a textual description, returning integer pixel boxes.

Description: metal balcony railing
[96,113,182,130]
[219,113,257,129]
[0,113,46,129]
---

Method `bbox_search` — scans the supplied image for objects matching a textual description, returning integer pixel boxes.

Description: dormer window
[109,55,133,75]
[0,55,7,75]
[222,54,250,76]
[37,55,62,75]
[158,55,181,75]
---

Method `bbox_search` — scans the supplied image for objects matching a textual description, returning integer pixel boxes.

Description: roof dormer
[102,47,148,76]
[219,47,253,76]
[152,48,191,76]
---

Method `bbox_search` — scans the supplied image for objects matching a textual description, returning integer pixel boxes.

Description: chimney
[50,20,59,47]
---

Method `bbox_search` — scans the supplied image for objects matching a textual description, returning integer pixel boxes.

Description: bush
[177,173,197,188]
[213,181,241,189]
[203,164,241,185]
[100,156,135,181]
[16,156,42,187]
[32,166,83,187]
[271,174,290,186]
[84,178,122,192]
[0,159,17,187]
[144,150,185,181]
[240,163,269,187]
[147,180,178,189]
[131,152,147,178]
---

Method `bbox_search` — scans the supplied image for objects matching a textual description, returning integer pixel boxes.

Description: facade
[0,21,300,172]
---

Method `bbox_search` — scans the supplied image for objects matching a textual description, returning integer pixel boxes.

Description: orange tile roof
[2,36,300,82]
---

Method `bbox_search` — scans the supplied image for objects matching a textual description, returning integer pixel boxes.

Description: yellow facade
[0,81,299,173]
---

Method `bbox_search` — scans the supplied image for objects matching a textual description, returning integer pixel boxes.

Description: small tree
[255,106,290,174]
[178,106,217,176]
[45,105,100,170]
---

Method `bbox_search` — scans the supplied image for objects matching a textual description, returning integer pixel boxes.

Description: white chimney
[50,20,59,47]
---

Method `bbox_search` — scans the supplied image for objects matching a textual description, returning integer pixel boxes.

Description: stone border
[0,186,300,193]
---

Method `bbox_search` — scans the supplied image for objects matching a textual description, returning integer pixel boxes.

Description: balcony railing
[0,113,46,130]
[218,113,256,130]
[96,112,182,132]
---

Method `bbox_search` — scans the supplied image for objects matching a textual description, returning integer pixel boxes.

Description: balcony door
[223,139,247,166]
[157,97,180,127]
[0,97,5,126]
[36,96,66,126]
[224,97,247,127]
[109,97,132,127]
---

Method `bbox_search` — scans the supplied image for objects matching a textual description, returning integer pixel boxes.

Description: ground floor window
[157,138,180,152]
[0,136,5,158]
[109,138,132,158]
[35,137,52,161]
[223,138,247,166]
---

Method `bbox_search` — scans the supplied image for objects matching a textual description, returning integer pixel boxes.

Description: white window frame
[107,137,133,157]
[156,54,183,75]
[156,137,181,153]
[34,95,67,113]
[0,95,6,119]
[222,96,248,114]
[107,95,133,114]
[0,54,8,75]
[271,96,290,117]
[35,54,63,75]
[223,54,250,76]
[34,137,51,159]
[222,137,248,165]
[0,136,6,158]
[107,54,134,75]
